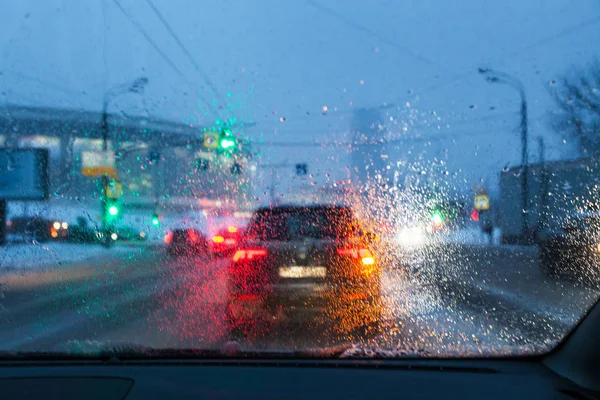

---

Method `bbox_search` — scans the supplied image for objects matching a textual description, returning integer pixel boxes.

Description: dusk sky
[1,0,598,197]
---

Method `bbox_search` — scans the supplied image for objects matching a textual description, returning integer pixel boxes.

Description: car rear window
[246,207,359,241]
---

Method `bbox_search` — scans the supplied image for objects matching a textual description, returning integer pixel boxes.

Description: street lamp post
[100,77,148,247]
[479,68,529,242]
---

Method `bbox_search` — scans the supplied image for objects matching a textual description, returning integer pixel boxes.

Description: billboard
[0,148,49,200]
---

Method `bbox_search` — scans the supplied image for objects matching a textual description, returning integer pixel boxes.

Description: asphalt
[0,242,597,357]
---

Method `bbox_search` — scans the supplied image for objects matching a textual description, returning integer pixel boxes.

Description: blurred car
[165,228,208,257]
[210,225,245,257]
[7,216,54,242]
[225,204,382,339]
[113,226,148,242]
[537,212,600,282]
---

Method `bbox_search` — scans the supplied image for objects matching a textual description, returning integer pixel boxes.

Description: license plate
[279,266,326,278]
[225,239,236,245]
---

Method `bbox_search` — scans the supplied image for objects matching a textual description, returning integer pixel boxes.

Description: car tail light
[232,248,268,262]
[227,226,238,233]
[337,247,375,265]
[188,230,200,243]
[236,294,260,301]
[212,235,225,243]
[164,232,173,244]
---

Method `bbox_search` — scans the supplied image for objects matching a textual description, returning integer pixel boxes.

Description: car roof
[254,204,353,215]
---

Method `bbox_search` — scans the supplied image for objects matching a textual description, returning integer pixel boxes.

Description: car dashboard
[0,357,596,399]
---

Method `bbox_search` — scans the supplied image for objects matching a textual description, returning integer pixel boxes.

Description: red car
[210,226,245,257]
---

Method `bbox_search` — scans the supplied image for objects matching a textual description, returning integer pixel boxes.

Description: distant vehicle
[113,226,148,242]
[225,204,382,339]
[537,211,600,282]
[165,228,208,257]
[210,226,245,257]
[7,216,54,242]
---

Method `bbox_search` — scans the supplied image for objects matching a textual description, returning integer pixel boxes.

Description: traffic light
[432,210,444,225]
[105,199,120,221]
[151,214,160,226]
[219,128,236,150]
[219,137,236,149]
[231,162,242,175]
[196,159,210,171]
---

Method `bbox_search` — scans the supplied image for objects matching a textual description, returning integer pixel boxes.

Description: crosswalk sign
[204,132,220,149]
[474,194,490,211]
[106,182,123,199]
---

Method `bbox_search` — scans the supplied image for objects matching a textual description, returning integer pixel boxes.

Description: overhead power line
[145,0,224,110]
[110,0,216,115]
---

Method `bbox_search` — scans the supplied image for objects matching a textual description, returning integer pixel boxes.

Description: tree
[549,58,600,156]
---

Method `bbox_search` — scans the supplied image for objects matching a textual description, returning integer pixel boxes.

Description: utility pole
[538,136,548,230]
[479,68,529,242]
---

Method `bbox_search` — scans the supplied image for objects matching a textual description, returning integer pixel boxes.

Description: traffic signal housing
[104,198,121,226]
[219,137,236,149]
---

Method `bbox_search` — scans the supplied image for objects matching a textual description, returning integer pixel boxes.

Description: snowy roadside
[428,227,502,246]
[0,242,133,274]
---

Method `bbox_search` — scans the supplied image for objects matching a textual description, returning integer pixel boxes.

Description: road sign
[106,182,123,199]
[82,151,117,178]
[0,149,49,200]
[474,194,490,211]
[204,132,220,149]
[296,163,308,176]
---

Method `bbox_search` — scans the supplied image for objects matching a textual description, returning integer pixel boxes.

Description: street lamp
[479,68,529,241]
[101,76,149,151]
[100,77,149,247]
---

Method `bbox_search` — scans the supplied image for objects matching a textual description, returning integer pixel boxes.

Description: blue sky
[1,0,598,198]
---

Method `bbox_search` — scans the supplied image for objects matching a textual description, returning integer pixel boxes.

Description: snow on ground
[0,242,130,273]
[429,227,502,246]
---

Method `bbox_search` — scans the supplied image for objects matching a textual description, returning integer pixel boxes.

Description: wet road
[0,243,598,356]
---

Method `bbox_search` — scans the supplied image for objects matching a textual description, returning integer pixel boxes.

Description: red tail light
[337,248,375,265]
[232,248,268,262]
[188,229,200,243]
[164,232,174,244]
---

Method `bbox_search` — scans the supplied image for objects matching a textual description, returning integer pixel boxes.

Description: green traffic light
[108,205,119,216]
[152,216,160,226]
[219,137,236,149]
[432,212,443,224]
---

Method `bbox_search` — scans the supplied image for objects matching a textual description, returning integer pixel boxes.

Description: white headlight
[396,226,425,246]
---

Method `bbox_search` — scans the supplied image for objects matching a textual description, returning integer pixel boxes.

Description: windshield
[0,0,599,359]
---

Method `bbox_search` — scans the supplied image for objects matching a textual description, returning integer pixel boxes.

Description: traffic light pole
[101,104,112,248]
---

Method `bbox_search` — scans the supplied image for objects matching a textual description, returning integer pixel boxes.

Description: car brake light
[227,226,237,233]
[213,235,225,243]
[188,230,200,243]
[164,232,174,244]
[233,248,268,262]
[337,248,375,265]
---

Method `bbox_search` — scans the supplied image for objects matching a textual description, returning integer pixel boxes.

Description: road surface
[0,242,598,357]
